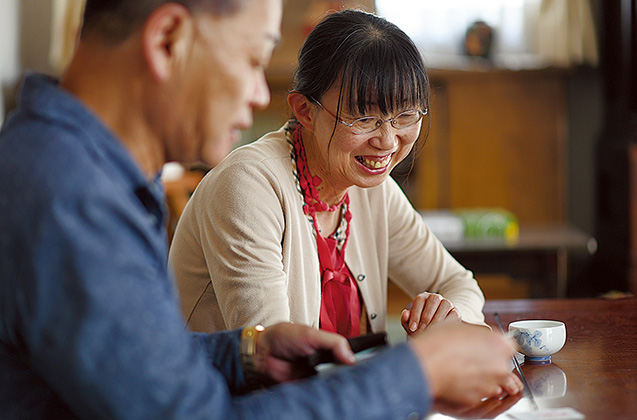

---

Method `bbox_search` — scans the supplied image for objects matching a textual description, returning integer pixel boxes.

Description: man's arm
[12,180,430,420]
[11,171,517,420]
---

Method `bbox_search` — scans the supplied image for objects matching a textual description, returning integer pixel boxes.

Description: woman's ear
[288,91,316,132]
[141,3,193,82]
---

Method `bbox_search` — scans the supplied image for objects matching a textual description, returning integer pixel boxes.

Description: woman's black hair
[292,9,430,119]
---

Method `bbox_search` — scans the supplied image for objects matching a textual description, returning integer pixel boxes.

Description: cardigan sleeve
[384,178,486,325]
[185,158,295,330]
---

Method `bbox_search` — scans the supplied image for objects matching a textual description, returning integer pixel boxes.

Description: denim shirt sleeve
[192,331,432,420]
[190,330,247,392]
[235,344,432,420]
[4,177,233,418]
[4,180,431,420]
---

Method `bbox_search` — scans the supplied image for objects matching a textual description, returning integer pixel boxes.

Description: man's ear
[141,3,193,82]
[288,91,317,132]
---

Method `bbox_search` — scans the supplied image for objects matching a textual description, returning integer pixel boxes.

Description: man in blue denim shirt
[0,1,522,419]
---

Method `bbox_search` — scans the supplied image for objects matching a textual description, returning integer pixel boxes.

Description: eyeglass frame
[311,98,428,135]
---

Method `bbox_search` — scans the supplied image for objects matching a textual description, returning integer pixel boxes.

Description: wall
[0,0,55,121]
[0,0,20,123]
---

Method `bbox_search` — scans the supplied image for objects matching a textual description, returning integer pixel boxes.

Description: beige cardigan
[169,126,485,333]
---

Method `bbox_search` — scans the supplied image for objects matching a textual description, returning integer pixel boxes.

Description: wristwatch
[240,325,265,387]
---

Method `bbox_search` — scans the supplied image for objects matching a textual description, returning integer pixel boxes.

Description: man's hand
[434,392,523,419]
[254,323,356,383]
[401,292,461,335]
[409,321,523,407]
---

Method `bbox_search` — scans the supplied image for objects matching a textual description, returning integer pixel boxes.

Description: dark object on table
[306,332,388,368]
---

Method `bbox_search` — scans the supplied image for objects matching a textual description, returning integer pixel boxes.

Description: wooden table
[428,298,637,419]
[442,225,597,298]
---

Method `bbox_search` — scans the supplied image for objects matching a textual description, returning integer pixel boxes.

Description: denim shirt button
[356,274,365,282]
[370,313,377,320]
[407,412,420,420]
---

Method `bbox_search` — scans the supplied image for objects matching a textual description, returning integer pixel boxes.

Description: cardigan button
[357,274,365,282]
[370,313,377,320]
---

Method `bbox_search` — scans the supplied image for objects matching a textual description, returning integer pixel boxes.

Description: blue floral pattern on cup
[514,330,549,354]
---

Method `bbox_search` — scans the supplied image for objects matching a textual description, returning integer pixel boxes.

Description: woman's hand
[401,292,461,335]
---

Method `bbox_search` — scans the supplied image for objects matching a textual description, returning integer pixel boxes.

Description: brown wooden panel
[415,81,451,208]
[417,69,568,224]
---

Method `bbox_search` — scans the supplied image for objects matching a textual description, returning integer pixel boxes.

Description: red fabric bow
[316,232,361,338]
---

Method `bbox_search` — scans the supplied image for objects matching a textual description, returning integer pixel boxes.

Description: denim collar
[18,72,165,225]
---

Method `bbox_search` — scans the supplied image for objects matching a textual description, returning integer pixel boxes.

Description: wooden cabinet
[415,68,569,224]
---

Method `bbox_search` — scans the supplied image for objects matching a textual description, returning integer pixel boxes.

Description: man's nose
[252,72,271,110]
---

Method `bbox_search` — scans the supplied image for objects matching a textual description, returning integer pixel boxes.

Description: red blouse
[316,231,361,338]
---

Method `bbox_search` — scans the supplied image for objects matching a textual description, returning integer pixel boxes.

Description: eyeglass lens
[351,110,424,134]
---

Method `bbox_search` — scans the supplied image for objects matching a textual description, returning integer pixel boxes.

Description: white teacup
[508,320,566,363]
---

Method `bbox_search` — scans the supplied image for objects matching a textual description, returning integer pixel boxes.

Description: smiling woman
[169,9,487,338]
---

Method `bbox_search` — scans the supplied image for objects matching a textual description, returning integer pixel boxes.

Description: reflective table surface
[426,298,637,419]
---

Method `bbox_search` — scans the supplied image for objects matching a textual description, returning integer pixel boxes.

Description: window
[376,0,598,69]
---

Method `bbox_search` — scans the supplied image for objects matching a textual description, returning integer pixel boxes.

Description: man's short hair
[81,0,246,43]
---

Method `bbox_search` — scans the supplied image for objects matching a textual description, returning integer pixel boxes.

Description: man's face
[167,0,282,166]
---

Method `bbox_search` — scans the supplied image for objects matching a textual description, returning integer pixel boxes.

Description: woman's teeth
[357,155,391,169]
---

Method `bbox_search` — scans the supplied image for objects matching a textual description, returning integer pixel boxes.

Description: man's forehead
[237,0,281,41]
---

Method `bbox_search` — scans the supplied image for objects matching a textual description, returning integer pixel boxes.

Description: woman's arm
[384,178,486,331]
[184,159,293,329]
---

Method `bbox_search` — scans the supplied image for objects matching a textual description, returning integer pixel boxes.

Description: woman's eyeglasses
[314,100,427,135]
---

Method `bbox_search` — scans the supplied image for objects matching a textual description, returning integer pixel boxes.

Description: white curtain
[375,0,598,69]
[537,0,598,67]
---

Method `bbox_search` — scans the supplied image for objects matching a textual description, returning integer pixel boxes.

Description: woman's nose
[369,123,399,150]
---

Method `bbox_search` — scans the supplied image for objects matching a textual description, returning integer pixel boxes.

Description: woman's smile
[355,153,394,171]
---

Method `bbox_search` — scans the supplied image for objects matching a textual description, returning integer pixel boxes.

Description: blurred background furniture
[162,164,205,243]
[587,0,637,297]
[629,143,637,295]
[443,224,597,298]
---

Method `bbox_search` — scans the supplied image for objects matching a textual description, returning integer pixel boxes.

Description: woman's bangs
[340,45,428,117]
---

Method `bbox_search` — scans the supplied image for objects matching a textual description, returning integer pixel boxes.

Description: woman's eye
[356,117,378,125]
[396,112,416,122]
